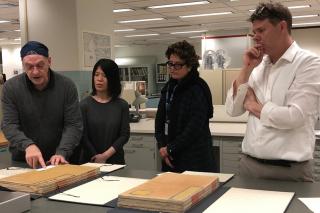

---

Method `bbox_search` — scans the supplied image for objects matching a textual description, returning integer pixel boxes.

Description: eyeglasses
[252,5,283,21]
[166,61,186,70]
[24,62,46,72]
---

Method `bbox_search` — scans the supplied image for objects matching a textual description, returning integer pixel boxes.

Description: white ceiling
[113,0,320,45]
[0,0,320,47]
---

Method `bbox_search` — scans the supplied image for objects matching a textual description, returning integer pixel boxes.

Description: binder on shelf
[156,63,168,83]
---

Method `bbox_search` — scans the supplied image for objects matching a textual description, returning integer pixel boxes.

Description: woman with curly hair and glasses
[155,40,216,173]
[78,58,130,164]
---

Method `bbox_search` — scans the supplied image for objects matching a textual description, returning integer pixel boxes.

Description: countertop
[130,118,246,137]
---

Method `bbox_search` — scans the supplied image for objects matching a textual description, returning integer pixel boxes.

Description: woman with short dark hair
[79,58,130,164]
[155,40,216,172]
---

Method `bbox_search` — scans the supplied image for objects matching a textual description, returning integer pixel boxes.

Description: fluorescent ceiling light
[113,8,134,13]
[289,5,311,9]
[148,1,209,9]
[170,30,208,34]
[150,38,177,41]
[180,12,232,18]
[0,20,10,24]
[14,38,21,41]
[0,3,17,8]
[293,14,318,19]
[118,18,164,23]
[14,29,21,32]
[293,21,320,26]
[114,29,136,32]
[114,45,129,47]
[189,35,203,38]
[125,33,159,37]
[249,5,311,12]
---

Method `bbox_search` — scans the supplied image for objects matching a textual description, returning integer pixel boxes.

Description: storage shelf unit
[156,63,169,83]
[119,65,155,96]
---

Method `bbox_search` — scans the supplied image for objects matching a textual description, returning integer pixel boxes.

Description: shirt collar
[279,41,299,63]
[262,41,299,65]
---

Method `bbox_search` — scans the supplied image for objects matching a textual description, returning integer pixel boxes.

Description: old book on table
[182,171,234,183]
[0,132,8,148]
[118,172,219,213]
[0,164,100,195]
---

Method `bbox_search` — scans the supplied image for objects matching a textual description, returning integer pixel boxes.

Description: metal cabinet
[124,134,159,171]
[313,139,320,181]
[219,137,242,174]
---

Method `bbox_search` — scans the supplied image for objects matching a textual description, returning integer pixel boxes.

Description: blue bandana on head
[20,41,49,59]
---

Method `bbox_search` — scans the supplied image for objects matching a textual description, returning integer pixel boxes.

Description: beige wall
[23,0,79,71]
[19,0,113,71]
[292,28,320,56]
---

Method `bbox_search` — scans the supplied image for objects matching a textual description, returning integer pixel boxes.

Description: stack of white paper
[298,198,320,213]
[49,176,147,205]
[81,163,126,173]
[204,187,294,213]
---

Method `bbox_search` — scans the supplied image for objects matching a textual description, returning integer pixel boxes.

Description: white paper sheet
[49,176,147,205]
[0,167,32,179]
[204,187,294,213]
[299,198,320,213]
[81,163,126,173]
[182,171,234,183]
[36,165,56,171]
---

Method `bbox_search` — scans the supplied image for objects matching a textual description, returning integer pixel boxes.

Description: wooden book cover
[0,164,100,195]
[118,172,219,213]
[0,132,8,148]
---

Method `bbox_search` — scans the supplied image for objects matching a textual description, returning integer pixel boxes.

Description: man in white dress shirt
[226,2,320,181]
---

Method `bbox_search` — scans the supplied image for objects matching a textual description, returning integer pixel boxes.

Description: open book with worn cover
[0,164,100,195]
[118,172,219,213]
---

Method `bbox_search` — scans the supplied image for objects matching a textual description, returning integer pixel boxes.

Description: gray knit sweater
[1,70,83,161]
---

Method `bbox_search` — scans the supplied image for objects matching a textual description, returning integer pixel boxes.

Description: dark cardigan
[155,68,216,172]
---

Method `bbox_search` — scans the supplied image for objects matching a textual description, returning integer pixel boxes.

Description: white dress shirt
[226,42,320,161]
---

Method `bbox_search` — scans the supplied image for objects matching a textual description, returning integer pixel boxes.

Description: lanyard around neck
[165,84,177,121]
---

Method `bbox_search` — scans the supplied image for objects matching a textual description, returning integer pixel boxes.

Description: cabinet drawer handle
[130,136,143,141]
[132,144,144,148]
[125,150,136,154]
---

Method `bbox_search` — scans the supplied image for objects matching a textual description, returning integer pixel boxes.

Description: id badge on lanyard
[165,84,177,136]
[165,121,169,136]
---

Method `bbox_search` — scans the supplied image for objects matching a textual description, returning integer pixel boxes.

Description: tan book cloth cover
[0,132,8,148]
[118,172,219,213]
[0,165,100,195]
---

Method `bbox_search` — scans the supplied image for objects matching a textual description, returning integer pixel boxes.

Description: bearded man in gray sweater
[1,41,83,168]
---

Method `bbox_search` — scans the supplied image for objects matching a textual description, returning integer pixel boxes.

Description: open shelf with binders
[119,65,155,96]
[156,63,169,83]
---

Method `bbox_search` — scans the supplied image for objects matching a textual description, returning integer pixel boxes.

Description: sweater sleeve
[111,100,130,152]
[80,99,97,158]
[55,80,83,159]
[1,82,35,151]
[155,91,167,149]
[167,86,210,156]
